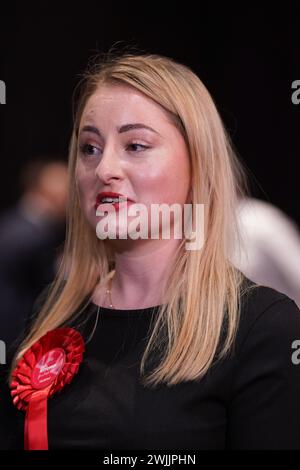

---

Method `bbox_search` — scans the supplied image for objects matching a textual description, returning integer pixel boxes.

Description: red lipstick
[95,192,134,212]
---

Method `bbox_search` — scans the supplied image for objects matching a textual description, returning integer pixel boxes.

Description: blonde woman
[1,53,300,450]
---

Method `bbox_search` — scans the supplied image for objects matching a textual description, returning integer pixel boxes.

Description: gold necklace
[106,274,115,309]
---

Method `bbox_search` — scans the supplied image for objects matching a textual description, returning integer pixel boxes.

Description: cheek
[136,153,190,204]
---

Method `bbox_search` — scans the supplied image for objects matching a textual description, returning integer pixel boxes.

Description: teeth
[101,197,127,203]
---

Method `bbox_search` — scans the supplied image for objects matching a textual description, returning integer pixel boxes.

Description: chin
[95,222,130,241]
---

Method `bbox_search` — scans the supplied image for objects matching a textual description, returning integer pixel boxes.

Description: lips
[94,191,134,212]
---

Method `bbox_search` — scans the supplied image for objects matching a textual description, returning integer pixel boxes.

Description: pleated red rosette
[10,327,85,450]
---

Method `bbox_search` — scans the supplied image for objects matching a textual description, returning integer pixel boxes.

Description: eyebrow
[79,123,160,137]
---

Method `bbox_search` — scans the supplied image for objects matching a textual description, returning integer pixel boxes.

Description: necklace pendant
[106,274,115,309]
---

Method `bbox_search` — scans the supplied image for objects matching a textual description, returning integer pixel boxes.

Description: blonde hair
[11,53,255,386]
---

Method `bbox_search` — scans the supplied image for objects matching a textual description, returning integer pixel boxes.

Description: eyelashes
[125,143,150,152]
[79,143,101,158]
[78,142,151,158]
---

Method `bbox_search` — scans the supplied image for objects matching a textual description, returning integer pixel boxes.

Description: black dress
[1,279,300,450]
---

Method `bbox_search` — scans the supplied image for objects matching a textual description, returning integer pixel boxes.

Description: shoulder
[235,276,300,356]
[226,277,300,448]
[22,280,68,343]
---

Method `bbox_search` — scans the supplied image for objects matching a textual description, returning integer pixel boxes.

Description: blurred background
[0,6,299,349]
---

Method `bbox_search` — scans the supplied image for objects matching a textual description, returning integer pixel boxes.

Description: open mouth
[95,197,134,212]
[99,196,127,204]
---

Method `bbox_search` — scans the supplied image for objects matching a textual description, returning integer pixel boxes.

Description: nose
[94,144,123,184]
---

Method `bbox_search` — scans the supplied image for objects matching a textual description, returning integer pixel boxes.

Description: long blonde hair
[11,53,254,386]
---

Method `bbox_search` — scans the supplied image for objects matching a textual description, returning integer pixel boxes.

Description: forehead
[81,83,171,126]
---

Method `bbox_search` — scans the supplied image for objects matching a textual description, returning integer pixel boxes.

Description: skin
[22,162,68,221]
[76,83,191,309]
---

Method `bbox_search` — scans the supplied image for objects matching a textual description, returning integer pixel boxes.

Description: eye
[79,143,102,157]
[126,143,150,152]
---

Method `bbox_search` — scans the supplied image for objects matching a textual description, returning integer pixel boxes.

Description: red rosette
[10,327,85,450]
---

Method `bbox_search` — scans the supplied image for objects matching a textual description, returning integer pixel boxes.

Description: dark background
[0,6,299,224]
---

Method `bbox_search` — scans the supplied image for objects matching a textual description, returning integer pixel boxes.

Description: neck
[96,238,183,309]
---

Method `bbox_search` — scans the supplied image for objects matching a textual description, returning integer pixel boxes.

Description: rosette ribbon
[10,328,85,450]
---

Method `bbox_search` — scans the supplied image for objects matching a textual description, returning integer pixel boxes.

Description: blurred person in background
[231,197,300,308]
[0,158,68,350]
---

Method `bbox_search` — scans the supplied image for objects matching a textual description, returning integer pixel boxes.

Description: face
[39,163,68,219]
[75,83,191,245]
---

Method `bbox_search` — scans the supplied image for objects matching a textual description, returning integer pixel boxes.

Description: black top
[1,279,300,450]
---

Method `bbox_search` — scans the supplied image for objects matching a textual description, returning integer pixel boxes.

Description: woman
[1,52,300,450]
